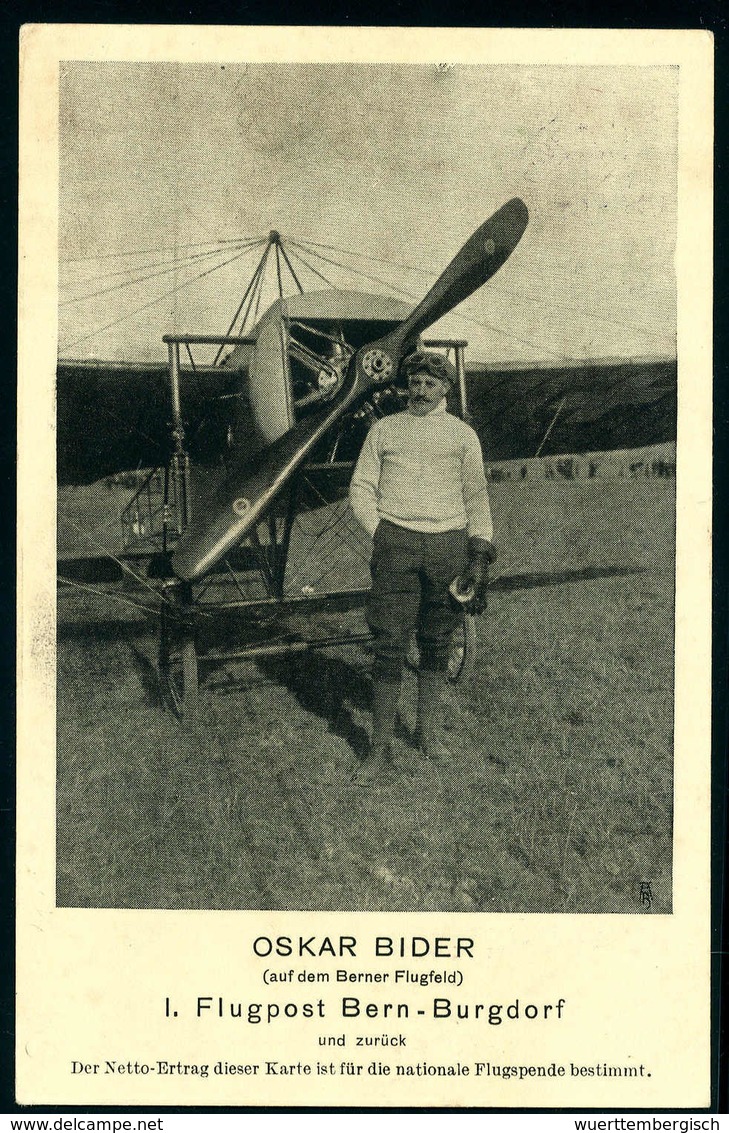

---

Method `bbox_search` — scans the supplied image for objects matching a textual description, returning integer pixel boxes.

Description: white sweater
[349,401,494,540]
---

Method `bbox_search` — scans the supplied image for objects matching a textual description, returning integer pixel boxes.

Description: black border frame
[3,2,726,1114]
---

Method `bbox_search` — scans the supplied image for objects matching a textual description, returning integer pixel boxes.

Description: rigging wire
[251,258,267,325]
[61,239,264,308]
[61,225,673,366]
[60,244,261,354]
[285,474,372,596]
[277,241,304,294]
[288,240,415,304]
[456,312,572,362]
[481,281,675,346]
[57,510,179,605]
[286,517,362,596]
[301,232,671,337]
[60,238,261,285]
[60,240,263,306]
[298,474,370,568]
[224,556,257,604]
[275,241,284,299]
[284,504,359,593]
[289,239,572,362]
[212,241,271,364]
[285,247,337,289]
[294,235,675,349]
[286,500,352,578]
[535,398,567,458]
[295,543,364,595]
[61,235,264,264]
[295,235,433,275]
[57,576,162,618]
[296,233,672,295]
[286,502,372,594]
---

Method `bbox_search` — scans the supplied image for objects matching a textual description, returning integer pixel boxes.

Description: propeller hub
[361,347,394,383]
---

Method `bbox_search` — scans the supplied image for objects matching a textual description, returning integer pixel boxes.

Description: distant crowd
[104,455,676,494]
[486,455,675,483]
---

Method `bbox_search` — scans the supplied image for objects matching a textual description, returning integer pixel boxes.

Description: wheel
[162,637,199,717]
[181,638,199,713]
[404,614,476,683]
[447,613,476,684]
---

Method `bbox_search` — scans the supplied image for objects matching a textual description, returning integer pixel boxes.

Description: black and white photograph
[55,55,679,915]
[16,25,713,1109]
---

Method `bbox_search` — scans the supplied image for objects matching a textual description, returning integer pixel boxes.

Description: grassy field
[56,476,675,913]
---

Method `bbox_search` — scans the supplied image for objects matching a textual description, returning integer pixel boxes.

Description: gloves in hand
[461,537,497,615]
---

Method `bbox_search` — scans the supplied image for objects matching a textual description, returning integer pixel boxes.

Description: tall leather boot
[415,670,451,761]
[355,679,401,782]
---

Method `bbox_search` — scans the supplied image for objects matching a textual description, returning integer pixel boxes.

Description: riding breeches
[366,519,468,681]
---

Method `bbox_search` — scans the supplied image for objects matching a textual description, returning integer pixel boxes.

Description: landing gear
[159,584,199,718]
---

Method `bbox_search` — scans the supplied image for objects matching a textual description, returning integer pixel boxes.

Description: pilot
[349,349,496,780]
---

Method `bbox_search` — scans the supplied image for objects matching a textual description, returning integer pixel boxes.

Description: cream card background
[17,25,713,1108]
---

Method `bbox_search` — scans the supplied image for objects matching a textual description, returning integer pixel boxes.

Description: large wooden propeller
[172,198,528,582]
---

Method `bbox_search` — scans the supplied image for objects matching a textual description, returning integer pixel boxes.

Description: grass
[56,477,675,913]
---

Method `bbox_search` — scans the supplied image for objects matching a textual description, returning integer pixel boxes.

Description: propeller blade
[395,197,529,349]
[172,371,366,581]
[172,198,528,581]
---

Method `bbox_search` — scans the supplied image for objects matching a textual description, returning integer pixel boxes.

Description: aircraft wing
[469,356,676,461]
[57,357,246,484]
[57,352,676,486]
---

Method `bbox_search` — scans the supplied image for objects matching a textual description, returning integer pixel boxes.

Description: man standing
[349,350,496,779]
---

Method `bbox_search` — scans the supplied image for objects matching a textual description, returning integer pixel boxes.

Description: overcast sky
[58,61,678,364]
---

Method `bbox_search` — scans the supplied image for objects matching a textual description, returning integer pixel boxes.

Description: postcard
[17,25,713,1107]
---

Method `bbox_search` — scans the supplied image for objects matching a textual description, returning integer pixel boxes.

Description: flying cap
[400,350,456,387]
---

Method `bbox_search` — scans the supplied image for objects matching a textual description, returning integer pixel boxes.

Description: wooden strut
[189,633,373,666]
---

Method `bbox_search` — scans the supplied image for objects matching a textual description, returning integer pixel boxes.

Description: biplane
[57,199,676,714]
